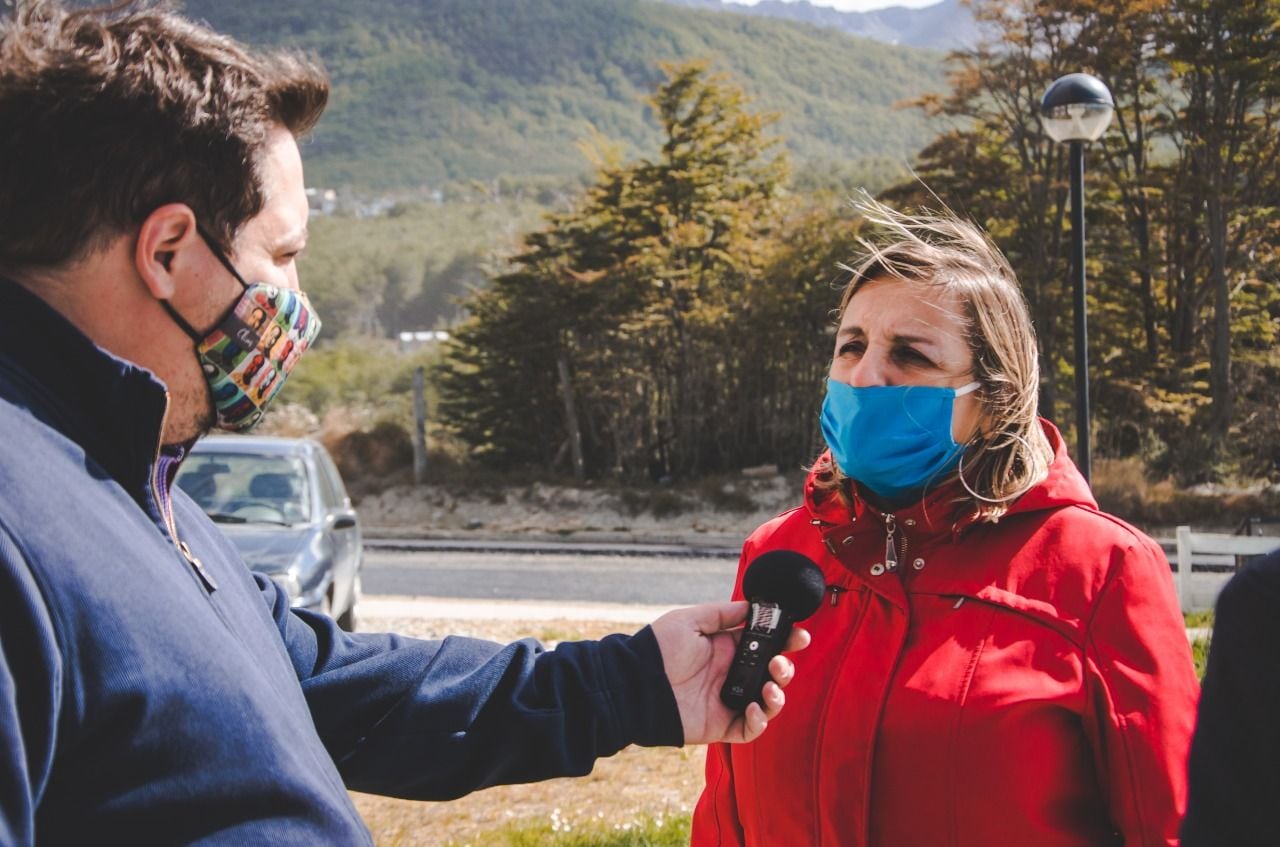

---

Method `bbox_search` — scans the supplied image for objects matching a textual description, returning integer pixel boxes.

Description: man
[1183,548,1280,846]
[0,3,805,843]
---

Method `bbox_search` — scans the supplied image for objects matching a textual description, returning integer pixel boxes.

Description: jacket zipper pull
[883,513,899,572]
[178,541,219,593]
[827,585,844,607]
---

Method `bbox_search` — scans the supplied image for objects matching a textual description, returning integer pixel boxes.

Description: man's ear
[134,204,200,300]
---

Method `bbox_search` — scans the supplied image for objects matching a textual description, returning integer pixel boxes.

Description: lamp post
[1040,73,1114,486]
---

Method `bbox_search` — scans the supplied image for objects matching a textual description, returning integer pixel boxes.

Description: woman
[692,202,1198,846]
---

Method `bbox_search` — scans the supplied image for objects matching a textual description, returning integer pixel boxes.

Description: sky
[735,0,940,11]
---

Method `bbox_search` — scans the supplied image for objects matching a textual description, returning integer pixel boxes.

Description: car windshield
[174,453,311,525]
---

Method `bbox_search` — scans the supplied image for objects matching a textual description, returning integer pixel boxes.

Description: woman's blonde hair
[817,196,1053,522]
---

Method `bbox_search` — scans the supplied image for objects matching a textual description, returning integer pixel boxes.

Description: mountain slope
[180,0,944,189]
[662,0,979,51]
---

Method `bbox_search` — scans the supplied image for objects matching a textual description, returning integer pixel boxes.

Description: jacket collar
[0,276,170,502]
[804,418,1097,544]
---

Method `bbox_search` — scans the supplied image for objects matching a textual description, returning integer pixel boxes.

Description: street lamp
[1040,73,1114,486]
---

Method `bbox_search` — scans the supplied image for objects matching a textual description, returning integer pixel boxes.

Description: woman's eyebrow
[836,325,865,340]
[890,333,949,356]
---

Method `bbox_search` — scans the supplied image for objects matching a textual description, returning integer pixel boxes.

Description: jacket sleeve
[1082,537,1200,846]
[692,742,745,846]
[0,526,60,847]
[1181,551,1280,846]
[254,574,684,799]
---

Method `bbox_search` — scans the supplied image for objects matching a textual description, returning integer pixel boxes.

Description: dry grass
[351,615,707,847]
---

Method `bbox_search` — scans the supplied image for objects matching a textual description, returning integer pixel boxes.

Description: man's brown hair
[0,0,328,271]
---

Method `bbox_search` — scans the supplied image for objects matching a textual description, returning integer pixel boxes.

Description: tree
[891,0,1280,482]
[439,62,817,479]
[1163,0,1280,448]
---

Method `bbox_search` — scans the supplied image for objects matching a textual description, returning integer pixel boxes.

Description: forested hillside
[663,0,979,51]
[180,0,943,189]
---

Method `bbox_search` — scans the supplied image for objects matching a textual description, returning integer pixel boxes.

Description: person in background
[0,3,805,843]
[1182,547,1280,845]
[692,200,1199,846]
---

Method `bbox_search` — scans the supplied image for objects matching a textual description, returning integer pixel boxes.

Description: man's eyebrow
[273,226,309,252]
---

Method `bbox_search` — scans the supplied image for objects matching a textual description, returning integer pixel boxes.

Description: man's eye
[838,340,865,356]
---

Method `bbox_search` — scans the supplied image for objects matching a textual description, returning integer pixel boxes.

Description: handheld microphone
[719,550,825,712]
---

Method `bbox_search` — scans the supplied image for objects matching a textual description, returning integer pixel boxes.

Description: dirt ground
[350,614,709,847]
[353,471,802,543]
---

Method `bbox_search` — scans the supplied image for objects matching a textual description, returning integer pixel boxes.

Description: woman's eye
[839,341,865,356]
[893,347,932,366]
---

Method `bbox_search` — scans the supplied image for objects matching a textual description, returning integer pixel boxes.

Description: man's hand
[650,600,810,745]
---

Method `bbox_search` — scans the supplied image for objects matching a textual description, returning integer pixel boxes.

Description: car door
[314,446,361,621]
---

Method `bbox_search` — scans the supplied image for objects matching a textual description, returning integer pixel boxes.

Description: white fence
[1172,526,1277,613]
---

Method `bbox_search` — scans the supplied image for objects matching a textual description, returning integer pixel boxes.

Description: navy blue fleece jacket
[0,279,682,845]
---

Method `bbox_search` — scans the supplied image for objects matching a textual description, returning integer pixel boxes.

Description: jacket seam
[0,516,71,717]
[809,588,871,847]
[1083,541,1151,840]
[710,744,730,846]
[948,602,995,847]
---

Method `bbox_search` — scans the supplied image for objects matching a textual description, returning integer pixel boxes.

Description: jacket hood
[804,418,1097,535]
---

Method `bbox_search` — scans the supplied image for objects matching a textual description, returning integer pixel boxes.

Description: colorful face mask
[160,228,321,432]
[820,378,980,504]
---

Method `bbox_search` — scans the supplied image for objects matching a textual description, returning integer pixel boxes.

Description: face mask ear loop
[196,224,249,291]
[159,299,202,342]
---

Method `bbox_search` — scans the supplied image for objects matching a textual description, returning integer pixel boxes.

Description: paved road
[362,547,741,606]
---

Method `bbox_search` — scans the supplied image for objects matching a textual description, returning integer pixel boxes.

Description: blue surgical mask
[820,378,980,505]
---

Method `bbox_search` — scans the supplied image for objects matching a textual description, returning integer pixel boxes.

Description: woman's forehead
[841,277,967,336]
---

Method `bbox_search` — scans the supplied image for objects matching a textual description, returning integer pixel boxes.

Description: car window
[317,450,351,508]
[175,453,311,525]
[313,452,340,510]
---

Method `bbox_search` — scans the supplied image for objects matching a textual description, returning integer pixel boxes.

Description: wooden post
[556,355,585,482]
[412,366,427,485]
[1175,525,1192,613]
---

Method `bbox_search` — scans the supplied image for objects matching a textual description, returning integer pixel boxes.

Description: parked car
[174,435,363,630]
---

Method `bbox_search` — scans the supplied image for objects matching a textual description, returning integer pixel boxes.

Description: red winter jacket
[693,422,1198,846]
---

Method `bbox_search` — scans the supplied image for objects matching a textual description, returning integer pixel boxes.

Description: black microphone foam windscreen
[741,550,826,620]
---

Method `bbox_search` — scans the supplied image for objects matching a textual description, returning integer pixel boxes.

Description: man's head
[0,0,327,270]
[0,1,328,442]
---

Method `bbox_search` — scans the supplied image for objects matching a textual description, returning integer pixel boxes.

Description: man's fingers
[768,655,794,689]
[683,599,749,634]
[760,681,785,720]
[741,702,769,741]
[784,625,811,653]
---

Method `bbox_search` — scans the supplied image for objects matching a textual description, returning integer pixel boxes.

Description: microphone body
[719,550,824,712]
